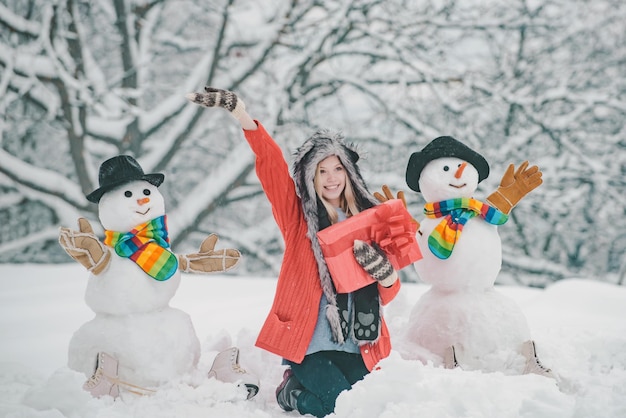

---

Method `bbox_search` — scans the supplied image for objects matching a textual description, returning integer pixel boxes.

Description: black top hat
[86,155,165,203]
[405,136,490,192]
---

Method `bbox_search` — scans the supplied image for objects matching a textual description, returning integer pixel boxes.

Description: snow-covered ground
[0,263,625,418]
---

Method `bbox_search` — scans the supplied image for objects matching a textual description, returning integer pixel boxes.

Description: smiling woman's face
[98,180,165,231]
[315,155,346,207]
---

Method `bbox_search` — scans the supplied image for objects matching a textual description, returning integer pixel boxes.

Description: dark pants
[288,351,369,418]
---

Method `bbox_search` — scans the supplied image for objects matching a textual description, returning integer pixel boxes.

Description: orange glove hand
[374,185,420,229]
[59,218,111,275]
[374,184,408,206]
[178,234,241,274]
[486,161,543,214]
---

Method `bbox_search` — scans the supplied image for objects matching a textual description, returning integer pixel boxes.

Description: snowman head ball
[98,181,166,232]
[406,136,490,196]
[86,155,166,231]
[417,157,481,202]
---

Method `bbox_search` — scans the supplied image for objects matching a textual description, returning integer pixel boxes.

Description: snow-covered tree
[1,0,624,286]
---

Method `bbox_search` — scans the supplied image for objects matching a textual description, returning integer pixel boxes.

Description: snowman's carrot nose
[455,162,468,179]
[137,197,150,205]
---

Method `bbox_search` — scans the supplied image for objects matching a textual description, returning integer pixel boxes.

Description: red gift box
[317,199,422,293]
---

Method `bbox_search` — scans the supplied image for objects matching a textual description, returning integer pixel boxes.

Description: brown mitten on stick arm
[353,240,398,288]
[374,184,408,206]
[59,218,111,275]
[178,234,241,274]
[374,184,420,229]
[486,161,543,214]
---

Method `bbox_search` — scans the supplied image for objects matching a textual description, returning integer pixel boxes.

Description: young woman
[187,87,400,418]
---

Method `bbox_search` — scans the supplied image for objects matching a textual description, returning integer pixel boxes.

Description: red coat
[245,122,400,371]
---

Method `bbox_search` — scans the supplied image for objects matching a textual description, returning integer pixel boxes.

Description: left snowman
[58,155,257,398]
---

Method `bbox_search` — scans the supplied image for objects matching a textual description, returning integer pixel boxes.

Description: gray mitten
[353,240,398,287]
[186,87,247,120]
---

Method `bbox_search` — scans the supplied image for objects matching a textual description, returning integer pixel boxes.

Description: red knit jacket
[246,122,401,371]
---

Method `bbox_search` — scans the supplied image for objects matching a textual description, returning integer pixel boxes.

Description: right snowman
[401,135,552,377]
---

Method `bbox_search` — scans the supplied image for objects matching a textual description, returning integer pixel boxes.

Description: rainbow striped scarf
[104,215,178,281]
[424,198,508,259]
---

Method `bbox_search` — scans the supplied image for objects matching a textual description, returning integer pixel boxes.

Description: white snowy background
[1,0,625,417]
[2,0,625,288]
[1,263,625,418]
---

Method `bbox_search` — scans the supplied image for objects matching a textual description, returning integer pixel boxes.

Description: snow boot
[208,347,259,399]
[521,340,554,378]
[276,368,303,412]
[83,352,120,398]
[443,345,461,369]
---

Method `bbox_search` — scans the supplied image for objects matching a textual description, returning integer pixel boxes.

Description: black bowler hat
[86,155,164,203]
[405,136,490,192]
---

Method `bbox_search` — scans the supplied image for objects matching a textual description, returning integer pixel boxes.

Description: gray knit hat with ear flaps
[292,129,379,344]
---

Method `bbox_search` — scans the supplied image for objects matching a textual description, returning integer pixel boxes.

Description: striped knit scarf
[104,215,178,281]
[424,198,508,259]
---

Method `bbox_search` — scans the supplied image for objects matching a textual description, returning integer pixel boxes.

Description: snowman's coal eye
[443,166,450,172]
[124,190,132,198]
[143,189,151,196]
